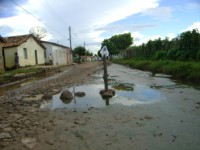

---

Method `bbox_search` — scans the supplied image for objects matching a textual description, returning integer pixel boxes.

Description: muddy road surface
[0,62,200,150]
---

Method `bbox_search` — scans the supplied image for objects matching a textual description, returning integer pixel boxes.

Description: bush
[196,50,200,60]
[154,51,167,60]
[112,59,200,84]
[167,49,177,60]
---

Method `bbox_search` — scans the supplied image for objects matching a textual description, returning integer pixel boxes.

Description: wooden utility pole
[99,46,115,103]
[103,55,108,91]
[69,26,73,63]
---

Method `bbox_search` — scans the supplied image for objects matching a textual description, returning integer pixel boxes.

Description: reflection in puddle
[0,78,37,96]
[0,82,22,96]
[112,83,134,91]
[111,84,163,106]
[41,84,106,109]
[60,98,73,104]
[40,82,164,110]
[0,76,45,96]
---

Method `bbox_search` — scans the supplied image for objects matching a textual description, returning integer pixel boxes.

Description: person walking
[15,52,19,69]
[48,54,53,65]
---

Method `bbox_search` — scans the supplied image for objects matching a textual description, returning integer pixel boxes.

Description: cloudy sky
[0,0,200,54]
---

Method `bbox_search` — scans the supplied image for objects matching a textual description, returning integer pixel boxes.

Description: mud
[0,62,200,150]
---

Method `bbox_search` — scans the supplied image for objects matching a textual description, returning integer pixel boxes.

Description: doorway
[35,50,38,65]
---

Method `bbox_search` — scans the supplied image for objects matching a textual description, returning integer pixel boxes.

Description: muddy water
[41,63,196,110]
[0,78,37,96]
[38,63,200,150]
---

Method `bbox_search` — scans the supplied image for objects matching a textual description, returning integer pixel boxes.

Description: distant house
[91,56,98,61]
[82,56,92,62]
[79,56,98,62]
[41,41,72,65]
[0,34,46,69]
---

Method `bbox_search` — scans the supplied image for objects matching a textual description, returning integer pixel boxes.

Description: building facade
[0,34,46,69]
[42,41,72,65]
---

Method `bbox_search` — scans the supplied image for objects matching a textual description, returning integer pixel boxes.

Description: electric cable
[9,0,67,39]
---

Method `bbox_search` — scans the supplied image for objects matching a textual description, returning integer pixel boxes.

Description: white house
[41,41,72,65]
[0,34,46,69]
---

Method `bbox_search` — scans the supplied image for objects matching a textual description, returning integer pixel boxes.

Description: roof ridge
[41,40,70,48]
[1,34,45,49]
[3,34,31,38]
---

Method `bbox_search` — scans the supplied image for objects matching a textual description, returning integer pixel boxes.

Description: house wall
[3,47,17,68]
[4,37,45,68]
[42,43,53,64]
[18,37,45,66]
[66,48,71,65]
[53,46,66,65]
[43,42,70,65]
[0,45,4,71]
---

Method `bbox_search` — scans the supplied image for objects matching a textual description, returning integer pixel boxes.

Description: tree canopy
[101,33,133,55]
[73,46,93,56]
[127,29,200,61]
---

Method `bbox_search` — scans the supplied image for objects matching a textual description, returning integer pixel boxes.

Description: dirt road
[0,62,200,150]
[0,62,102,150]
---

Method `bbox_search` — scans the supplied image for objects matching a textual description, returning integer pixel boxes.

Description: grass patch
[112,59,200,84]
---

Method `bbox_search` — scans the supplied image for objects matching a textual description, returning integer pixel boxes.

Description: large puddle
[0,77,44,96]
[41,63,184,110]
[40,76,165,110]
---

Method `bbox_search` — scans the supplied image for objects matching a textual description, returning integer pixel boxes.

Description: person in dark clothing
[15,52,19,69]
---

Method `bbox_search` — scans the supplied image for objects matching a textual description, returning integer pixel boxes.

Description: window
[23,48,28,59]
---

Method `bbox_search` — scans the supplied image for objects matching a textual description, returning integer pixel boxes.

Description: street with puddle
[1,63,200,150]
[40,63,199,110]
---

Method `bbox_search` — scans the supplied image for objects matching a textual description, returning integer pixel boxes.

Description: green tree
[110,33,133,50]
[97,50,102,57]
[162,37,170,51]
[101,33,133,55]
[85,50,93,56]
[154,50,167,60]
[177,29,200,60]
[73,46,86,56]
[127,29,200,61]
[101,39,117,55]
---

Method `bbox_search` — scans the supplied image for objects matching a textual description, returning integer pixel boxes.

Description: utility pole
[84,41,85,49]
[69,26,73,64]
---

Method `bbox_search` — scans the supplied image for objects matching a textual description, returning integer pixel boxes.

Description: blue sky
[0,0,200,54]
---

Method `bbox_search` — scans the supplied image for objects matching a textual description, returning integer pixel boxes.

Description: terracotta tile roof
[0,34,46,49]
[0,35,5,43]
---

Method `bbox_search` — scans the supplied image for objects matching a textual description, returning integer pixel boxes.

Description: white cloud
[142,7,174,21]
[0,0,160,54]
[167,33,176,40]
[132,32,176,46]
[42,33,54,41]
[186,2,200,10]
[94,24,156,33]
[181,22,200,32]
[130,32,144,45]
[134,22,200,46]
[0,14,43,36]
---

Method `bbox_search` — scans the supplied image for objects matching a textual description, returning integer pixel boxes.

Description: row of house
[0,34,72,71]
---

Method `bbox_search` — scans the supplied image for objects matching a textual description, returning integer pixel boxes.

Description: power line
[9,0,67,39]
